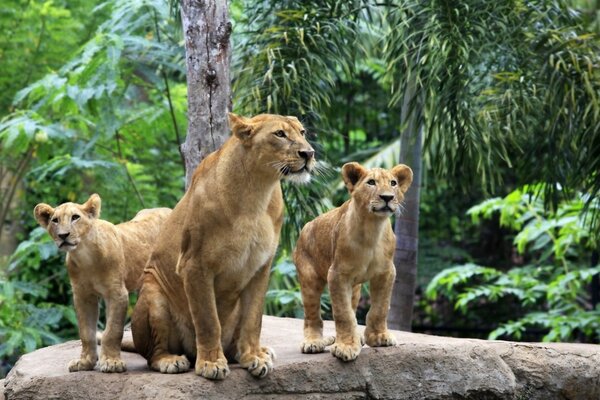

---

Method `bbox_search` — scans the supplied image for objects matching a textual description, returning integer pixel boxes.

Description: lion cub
[34,194,171,373]
[294,162,412,361]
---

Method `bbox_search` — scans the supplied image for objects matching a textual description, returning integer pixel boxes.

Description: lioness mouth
[59,241,76,248]
[282,164,311,175]
[374,205,394,213]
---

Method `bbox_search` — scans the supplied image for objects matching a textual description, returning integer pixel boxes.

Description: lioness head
[228,113,316,184]
[342,162,413,217]
[33,194,101,252]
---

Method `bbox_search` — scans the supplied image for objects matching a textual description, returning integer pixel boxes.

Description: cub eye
[274,130,286,138]
[300,129,306,136]
[367,179,376,186]
[391,180,397,187]
[51,217,59,224]
[72,214,80,221]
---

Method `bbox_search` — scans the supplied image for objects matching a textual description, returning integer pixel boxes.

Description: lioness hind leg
[132,276,190,374]
[297,266,333,353]
[364,266,397,348]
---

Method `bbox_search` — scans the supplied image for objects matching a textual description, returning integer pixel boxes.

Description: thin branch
[115,129,145,208]
[0,148,34,243]
[152,7,185,173]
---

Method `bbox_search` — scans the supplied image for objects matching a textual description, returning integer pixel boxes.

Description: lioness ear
[342,162,367,193]
[34,203,54,229]
[391,164,413,193]
[228,112,253,142]
[83,194,101,219]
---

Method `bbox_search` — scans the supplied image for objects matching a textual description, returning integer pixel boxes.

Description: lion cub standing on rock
[34,194,171,373]
[294,162,412,361]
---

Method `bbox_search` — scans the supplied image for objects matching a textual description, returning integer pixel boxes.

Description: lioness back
[116,207,172,291]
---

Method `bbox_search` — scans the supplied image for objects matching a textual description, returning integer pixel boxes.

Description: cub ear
[83,194,101,219]
[33,203,55,229]
[228,113,253,142]
[391,164,413,193]
[342,162,367,193]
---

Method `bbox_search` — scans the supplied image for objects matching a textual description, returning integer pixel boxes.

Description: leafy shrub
[426,184,600,342]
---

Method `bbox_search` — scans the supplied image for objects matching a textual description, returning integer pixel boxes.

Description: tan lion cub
[294,162,412,361]
[34,194,171,373]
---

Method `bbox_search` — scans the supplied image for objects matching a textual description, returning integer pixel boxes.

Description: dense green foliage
[427,185,599,341]
[1,0,599,378]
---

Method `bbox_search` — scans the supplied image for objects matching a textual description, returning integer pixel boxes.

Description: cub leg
[98,287,128,373]
[235,262,275,378]
[351,284,361,311]
[180,260,229,380]
[364,265,397,347]
[69,288,99,372]
[297,268,333,354]
[132,275,190,374]
[328,268,362,362]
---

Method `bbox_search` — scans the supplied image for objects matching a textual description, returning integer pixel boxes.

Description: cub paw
[67,357,96,372]
[365,331,397,347]
[301,336,335,354]
[98,356,127,373]
[330,342,362,362]
[196,357,229,380]
[154,354,190,374]
[239,348,274,378]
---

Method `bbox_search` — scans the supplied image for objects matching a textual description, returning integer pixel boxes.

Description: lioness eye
[51,217,58,223]
[391,180,397,186]
[300,129,306,136]
[72,214,80,221]
[274,130,286,138]
[367,179,376,186]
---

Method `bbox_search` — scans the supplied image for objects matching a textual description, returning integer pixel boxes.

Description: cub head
[342,162,413,217]
[33,194,102,252]
[228,113,316,184]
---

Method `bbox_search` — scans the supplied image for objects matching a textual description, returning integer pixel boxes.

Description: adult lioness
[132,113,315,380]
[34,194,171,372]
[293,162,412,361]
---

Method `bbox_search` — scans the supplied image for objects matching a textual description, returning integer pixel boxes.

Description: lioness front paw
[98,356,127,373]
[238,348,274,378]
[153,354,190,374]
[68,357,96,372]
[365,331,397,347]
[196,357,229,380]
[301,336,335,354]
[330,341,362,362]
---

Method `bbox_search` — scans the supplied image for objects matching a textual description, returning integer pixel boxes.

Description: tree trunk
[388,85,423,331]
[180,0,232,189]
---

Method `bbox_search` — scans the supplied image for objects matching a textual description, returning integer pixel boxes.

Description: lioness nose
[380,194,394,203]
[58,232,70,240]
[298,150,315,160]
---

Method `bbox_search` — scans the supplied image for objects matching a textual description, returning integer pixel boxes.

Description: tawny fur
[131,113,315,380]
[33,195,171,373]
[293,162,412,361]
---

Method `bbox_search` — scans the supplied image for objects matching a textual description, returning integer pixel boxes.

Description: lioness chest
[201,213,277,291]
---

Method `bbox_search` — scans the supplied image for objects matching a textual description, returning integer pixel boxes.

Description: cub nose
[379,194,394,203]
[58,232,70,240]
[298,149,315,160]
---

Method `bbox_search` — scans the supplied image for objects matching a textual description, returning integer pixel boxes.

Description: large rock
[2,316,599,399]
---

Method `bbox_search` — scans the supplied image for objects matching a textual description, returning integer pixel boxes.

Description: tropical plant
[426,184,600,342]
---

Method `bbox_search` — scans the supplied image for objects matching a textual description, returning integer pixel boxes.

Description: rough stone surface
[3,316,600,399]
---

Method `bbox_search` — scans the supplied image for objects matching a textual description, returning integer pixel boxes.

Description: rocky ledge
[2,316,599,399]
